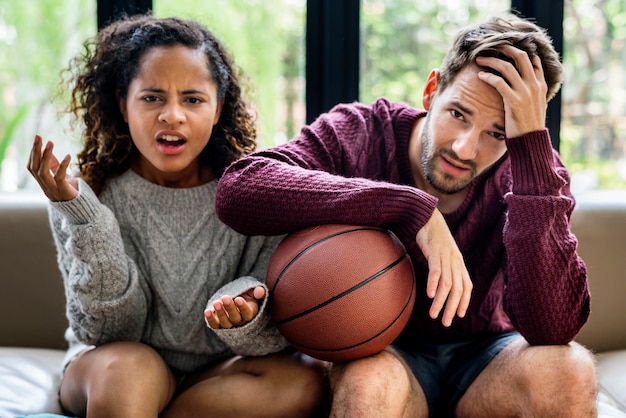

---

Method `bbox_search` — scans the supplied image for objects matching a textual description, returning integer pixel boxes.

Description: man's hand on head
[475,44,548,139]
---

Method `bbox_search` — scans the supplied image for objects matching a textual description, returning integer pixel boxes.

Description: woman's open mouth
[157,135,187,154]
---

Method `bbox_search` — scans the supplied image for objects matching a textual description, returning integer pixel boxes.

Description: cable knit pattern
[216,97,590,346]
[49,170,288,373]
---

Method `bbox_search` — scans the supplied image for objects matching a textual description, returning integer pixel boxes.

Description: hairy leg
[161,350,329,418]
[59,341,176,418]
[456,338,597,418]
[329,348,428,418]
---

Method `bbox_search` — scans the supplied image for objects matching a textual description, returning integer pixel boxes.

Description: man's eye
[451,109,463,119]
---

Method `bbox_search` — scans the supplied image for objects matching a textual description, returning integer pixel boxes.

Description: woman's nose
[159,103,186,125]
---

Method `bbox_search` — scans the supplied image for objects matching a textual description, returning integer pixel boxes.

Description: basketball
[266,224,416,362]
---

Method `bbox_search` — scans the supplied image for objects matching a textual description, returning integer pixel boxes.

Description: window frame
[96,0,563,147]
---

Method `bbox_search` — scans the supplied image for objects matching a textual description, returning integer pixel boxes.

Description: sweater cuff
[205,276,271,337]
[505,129,565,195]
[50,179,103,225]
[207,276,289,356]
[381,186,438,235]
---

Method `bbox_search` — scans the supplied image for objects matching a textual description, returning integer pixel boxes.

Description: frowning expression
[420,65,507,195]
[119,44,223,187]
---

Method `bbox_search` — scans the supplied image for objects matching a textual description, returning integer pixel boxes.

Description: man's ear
[117,90,128,123]
[422,69,440,111]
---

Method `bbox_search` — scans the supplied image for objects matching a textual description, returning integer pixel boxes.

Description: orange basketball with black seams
[266,224,416,362]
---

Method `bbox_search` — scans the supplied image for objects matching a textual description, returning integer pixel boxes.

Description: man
[215,14,597,417]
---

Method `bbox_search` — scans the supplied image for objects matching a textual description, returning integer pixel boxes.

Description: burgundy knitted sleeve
[216,100,438,238]
[502,130,590,345]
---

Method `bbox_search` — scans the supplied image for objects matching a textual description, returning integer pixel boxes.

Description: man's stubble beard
[420,115,477,195]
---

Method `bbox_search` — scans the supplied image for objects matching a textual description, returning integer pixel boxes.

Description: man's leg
[328,348,429,418]
[456,337,597,417]
[161,350,329,418]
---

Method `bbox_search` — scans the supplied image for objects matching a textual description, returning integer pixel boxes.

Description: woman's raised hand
[27,134,79,202]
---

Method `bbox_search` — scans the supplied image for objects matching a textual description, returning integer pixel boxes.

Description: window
[561,0,626,191]
[0,1,96,192]
[1,0,304,193]
[360,0,626,192]
[153,0,307,148]
[3,0,626,193]
[360,0,510,106]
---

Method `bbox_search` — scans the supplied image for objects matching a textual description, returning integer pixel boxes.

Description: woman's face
[119,44,223,188]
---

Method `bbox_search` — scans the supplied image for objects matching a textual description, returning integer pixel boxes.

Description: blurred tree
[0,0,95,189]
[360,0,510,105]
[562,0,626,160]
[153,0,306,148]
[359,0,626,189]
[3,0,626,190]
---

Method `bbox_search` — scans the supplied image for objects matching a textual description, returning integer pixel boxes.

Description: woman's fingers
[27,135,79,201]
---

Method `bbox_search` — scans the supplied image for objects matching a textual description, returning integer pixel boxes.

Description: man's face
[420,65,508,195]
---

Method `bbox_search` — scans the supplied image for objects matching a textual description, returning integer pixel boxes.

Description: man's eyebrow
[452,100,505,132]
[452,100,473,116]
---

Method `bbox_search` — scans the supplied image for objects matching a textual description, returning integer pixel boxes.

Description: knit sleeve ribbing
[216,100,437,238]
[49,179,147,345]
[502,130,590,345]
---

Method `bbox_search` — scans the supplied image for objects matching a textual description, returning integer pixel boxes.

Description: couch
[0,191,625,417]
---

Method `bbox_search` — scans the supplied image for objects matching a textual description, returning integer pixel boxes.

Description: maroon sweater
[216,98,590,346]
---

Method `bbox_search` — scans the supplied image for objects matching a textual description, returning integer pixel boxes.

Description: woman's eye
[186,97,203,104]
[143,96,160,102]
[492,132,506,140]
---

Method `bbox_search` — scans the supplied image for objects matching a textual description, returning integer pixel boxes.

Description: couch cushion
[0,348,624,416]
[0,347,65,416]
[573,193,626,353]
[0,194,67,350]
[598,391,626,417]
[596,350,626,415]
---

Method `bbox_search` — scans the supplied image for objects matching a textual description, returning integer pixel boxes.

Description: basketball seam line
[274,252,410,326]
[269,226,384,293]
[293,270,415,354]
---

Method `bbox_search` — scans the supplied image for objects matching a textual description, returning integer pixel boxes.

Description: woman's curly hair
[65,14,256,195]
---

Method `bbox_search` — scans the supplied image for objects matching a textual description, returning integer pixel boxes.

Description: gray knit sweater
[49,169,288,372]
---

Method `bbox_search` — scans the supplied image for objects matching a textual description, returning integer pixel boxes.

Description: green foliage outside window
[360,0,626,191]
[2,0,626,192]
[361,0,510,106]
[560,0,626,190]
[0,0,95,191]
[153,0,306,149]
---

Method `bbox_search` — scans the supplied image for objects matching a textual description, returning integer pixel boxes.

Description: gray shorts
[392,331,520,417]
